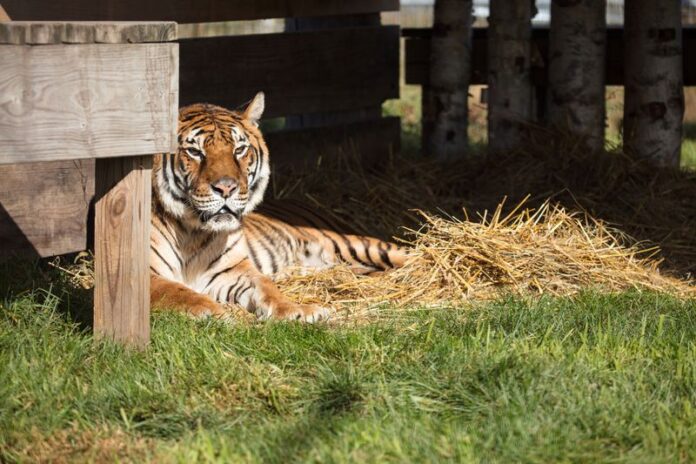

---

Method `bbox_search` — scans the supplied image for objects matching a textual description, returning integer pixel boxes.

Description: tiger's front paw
[257,303,331,323]
[187,300,231,321]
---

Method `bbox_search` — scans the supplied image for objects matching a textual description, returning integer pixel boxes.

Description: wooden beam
[267,117,401,167]
[404,26,696,87]
[0,43,178,164]
[179,27,399,118]
[2,0,399,22]
[94,156,151,347]
[0,21,177,44]
[0,160,94,258]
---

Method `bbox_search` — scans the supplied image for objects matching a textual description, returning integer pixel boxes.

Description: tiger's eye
[186,148,204,159]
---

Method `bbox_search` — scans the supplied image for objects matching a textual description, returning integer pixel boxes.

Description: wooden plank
[284,14,384,130]
[180,27,399,118]
[404,26,696,86]
[0,43,178,164]
[0,159,94,258]
[0,21,177,44]
[94,156,151,347]
[2,0,399,22]
[266,117,401,167]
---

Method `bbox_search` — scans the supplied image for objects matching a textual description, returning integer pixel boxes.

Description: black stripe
[153,225,184,268]
[267,204,349,263]
[151,245,175,273]
[377,241,394,268]
[246,237,263,272]
[204,258,246,289]
[361,238,378,267]
[339,234,373,268]
[259,218,294,269]
[234,283,253,303]
[207,233,243,269]
[225,276,242,302]
[246,221,278,275]
[150,265,160,275]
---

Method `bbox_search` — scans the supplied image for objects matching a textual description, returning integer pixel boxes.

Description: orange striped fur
[150,93,407,322]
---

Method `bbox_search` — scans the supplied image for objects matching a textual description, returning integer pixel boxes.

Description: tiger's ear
[244,92,265,125]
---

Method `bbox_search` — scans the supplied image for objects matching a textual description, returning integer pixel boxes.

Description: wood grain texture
[0,159,94,258]
[94,156,151,347]
[267,117,401,168]
[180,27,399,118]
[0,21,177,44]
[404,26,696,86]
[0,43,178,164]
[2,0,399,22]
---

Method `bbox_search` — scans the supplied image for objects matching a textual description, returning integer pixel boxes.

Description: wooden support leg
[94,156,152,347]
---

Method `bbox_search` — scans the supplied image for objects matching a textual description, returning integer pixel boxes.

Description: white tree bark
[424,0,472,160]
[487,0,534,153]
[624,0,684,167]
[548,0,607,151]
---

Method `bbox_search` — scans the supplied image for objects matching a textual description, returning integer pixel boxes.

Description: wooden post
[94,156,152,347]
[548,0,607,150]
[624,0,684,167]
[487,0,534,153]
[424,0,473,160]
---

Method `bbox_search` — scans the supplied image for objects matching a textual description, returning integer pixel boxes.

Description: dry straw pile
[277,200,694,314]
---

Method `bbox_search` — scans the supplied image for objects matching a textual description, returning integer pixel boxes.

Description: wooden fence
[0,0,400,259]
[404,25,696,124]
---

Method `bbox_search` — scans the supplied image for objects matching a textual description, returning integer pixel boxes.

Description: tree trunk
[424,0,472,160]
[624,0,684,167]
[487,0,534,154]
[548,0,607,151]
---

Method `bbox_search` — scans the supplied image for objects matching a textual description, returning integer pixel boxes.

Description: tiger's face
[154,93,270,232]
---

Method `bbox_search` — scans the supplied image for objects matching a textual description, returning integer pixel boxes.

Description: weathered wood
[0,43,179,164]
[284,14,383,130]
[179,27,399,118]
[268,117,401,167]
[0,159,94,258]
[424,0,473,160]
[0,21,177,44]
[94,156,151,347]
[404,27,696,87]
[624,0,684,167]
[548,0,606,150]
[3,0,399,22]
[487,0,534,153]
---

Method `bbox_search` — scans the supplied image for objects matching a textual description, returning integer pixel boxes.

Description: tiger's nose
[211,176,238,198]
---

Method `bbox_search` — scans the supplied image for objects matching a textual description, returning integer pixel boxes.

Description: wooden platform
[0,21,179,347]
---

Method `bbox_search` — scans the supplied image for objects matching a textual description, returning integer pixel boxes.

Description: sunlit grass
[2,266,696,462]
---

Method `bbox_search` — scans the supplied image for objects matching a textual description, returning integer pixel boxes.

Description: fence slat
[3,0,399,22]
[179,27,400,118]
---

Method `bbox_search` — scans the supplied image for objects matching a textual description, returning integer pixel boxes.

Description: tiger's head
[154,93,270,232]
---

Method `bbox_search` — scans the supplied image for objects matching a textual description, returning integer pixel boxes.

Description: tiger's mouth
[200,204,242,223]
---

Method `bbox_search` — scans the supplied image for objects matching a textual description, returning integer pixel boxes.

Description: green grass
[2,273,696,462]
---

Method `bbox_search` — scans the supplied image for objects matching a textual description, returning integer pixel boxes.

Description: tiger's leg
[151,274,228,319]
[204,259,330,322]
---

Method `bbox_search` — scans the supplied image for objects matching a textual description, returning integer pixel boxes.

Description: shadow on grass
[0,254,94,330]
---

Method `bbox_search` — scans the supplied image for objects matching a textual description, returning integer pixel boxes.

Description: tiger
[150,92,407,322]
